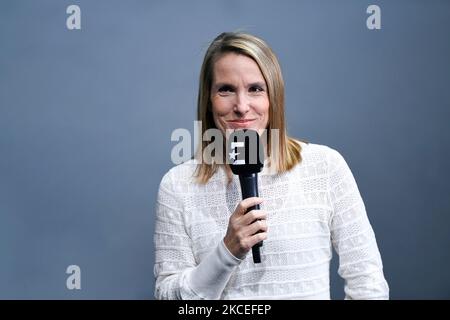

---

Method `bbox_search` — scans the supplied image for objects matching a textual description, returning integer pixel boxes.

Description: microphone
[228,129,264,263]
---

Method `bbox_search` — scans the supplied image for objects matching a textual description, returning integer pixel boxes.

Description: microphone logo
[228,129,264,175]
[229,142,245,165]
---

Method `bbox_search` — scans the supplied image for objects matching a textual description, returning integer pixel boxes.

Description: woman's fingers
[234,197,263,216]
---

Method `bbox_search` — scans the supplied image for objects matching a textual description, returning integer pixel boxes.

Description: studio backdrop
[1,0,449,299]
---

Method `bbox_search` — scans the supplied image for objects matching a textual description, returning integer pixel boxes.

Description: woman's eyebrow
[247,82,267,89]
[212,82,236,90]
[212,82,267,90]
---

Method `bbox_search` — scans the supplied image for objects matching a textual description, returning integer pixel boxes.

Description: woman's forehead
[213,53,265,83]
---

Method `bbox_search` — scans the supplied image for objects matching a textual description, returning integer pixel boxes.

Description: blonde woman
[154,32,389,300]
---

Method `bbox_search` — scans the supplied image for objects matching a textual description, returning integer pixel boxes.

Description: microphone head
[228,129,264,175]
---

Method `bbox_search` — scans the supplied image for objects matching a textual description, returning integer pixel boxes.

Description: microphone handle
[238,173,263,263]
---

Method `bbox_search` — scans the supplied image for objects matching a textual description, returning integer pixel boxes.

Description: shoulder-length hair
[194,32,304,184]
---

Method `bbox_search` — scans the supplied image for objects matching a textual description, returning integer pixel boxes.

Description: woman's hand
[223,197,268,259]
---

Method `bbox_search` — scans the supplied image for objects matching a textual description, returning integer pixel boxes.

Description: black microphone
[228,129,264,263]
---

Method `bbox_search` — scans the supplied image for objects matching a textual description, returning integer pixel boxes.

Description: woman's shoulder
[160,159,198,186]
[293,139,347,168]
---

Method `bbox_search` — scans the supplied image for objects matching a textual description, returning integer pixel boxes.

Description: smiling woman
[153,32,389,300]
[195,32,302,183]
[210,53,270,133]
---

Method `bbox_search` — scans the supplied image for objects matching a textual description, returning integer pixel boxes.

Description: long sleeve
[327,148,389,300]
[154,170,241,300]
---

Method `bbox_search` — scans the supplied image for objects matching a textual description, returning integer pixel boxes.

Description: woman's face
[210,53,269,135]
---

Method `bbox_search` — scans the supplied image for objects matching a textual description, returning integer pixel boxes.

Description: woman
[154,32,389,299]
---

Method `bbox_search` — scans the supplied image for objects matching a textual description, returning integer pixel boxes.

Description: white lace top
[154,142,389,299]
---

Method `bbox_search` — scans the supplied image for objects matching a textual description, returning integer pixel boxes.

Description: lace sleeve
[153,171,199,299]
[154,170,241,300]
[327,148,389,299]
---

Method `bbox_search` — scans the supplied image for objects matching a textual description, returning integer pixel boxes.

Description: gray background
[1,0,449,299]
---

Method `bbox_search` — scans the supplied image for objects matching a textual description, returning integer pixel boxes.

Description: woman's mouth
[226,119,256,129]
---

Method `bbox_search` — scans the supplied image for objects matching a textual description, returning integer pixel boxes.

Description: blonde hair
[194,32,305,184]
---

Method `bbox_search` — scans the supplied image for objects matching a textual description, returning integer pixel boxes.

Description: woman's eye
[218,85,234,93]
[249,86,264,93]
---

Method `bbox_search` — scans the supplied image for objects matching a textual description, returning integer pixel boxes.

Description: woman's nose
[233,93,250,115]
